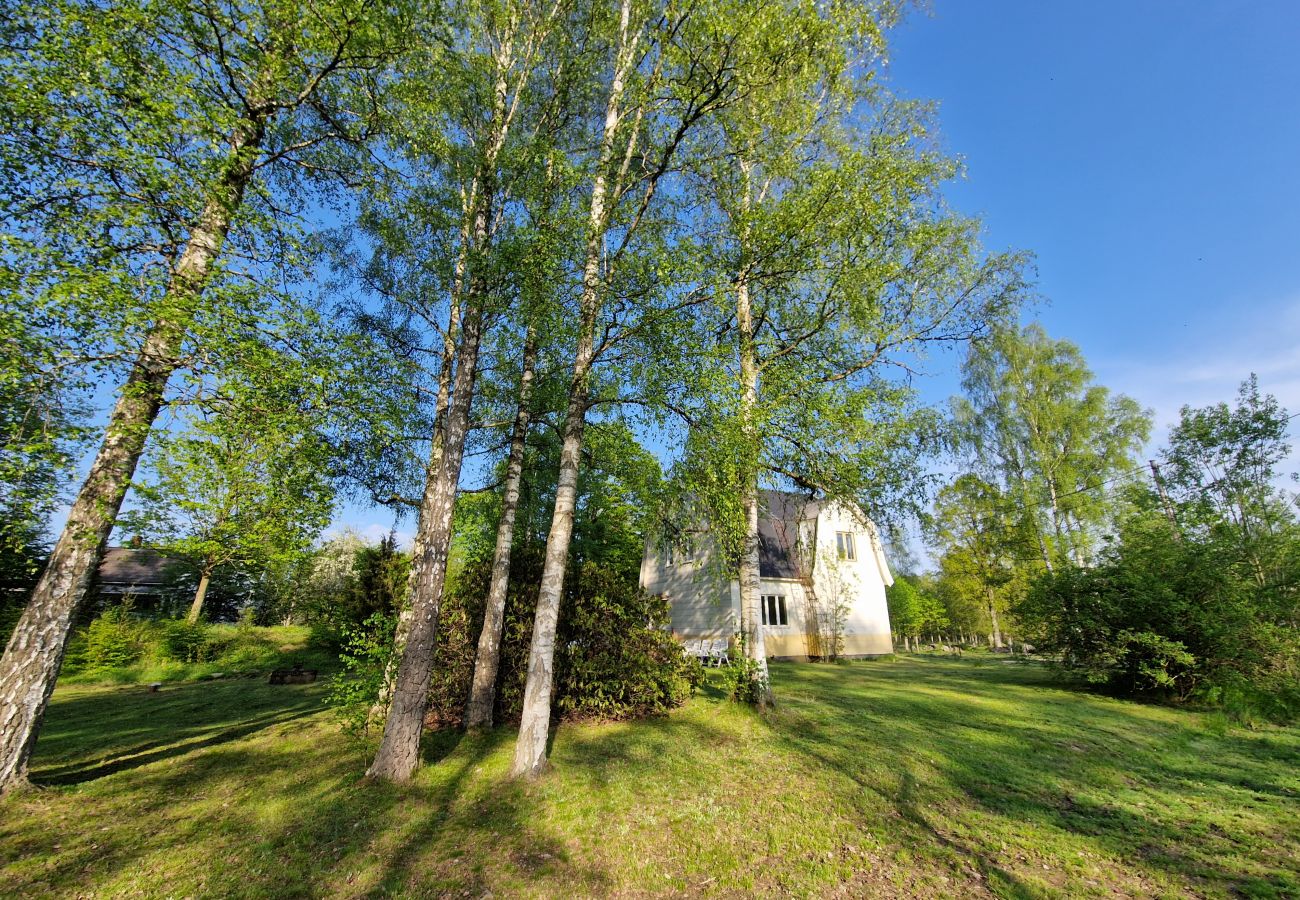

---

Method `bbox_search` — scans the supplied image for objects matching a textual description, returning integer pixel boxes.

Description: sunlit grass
[2,656,1296,897]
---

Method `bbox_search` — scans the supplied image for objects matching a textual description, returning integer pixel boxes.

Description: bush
[160,619,213,663]
[328,612,398,736]
[338,546,703,730]
[1111,630,1196,695]
[82,601,147,670]
[1017,513,1300,720]
[553,563,703,720]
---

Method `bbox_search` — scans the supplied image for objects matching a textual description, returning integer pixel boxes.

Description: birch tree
[676,4,1024,700]
[0,0,405,792]
[464,325,538,729]
[508,0,765,779]
[367,0,573,782]
[952,322,1151,570]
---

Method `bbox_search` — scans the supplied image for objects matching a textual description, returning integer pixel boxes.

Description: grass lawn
[2,656,1297,898]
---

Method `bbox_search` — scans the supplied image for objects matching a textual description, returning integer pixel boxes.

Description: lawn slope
[2,657,1296,898]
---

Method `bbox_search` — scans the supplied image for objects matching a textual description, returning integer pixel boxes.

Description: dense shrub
[443,546,702,724]
[82,602,148,669]
[553,562,704,719]
[1017,514,1300,720]
[160,619,213,662]
[338,546,702,731]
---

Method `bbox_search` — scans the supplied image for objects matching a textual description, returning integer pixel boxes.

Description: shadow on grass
[10,680,614,898]
[768,657,1299,897]
[30,679,324,785]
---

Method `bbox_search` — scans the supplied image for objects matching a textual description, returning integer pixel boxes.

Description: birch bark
[510,0,638,777]
[0,112,266,792]
[367,24,520,780]
[465,327,537,729]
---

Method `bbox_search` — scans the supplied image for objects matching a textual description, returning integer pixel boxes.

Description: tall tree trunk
[1034,525,1055,573]
[1046,479,1075,568]
[366,18,523,746]
[371,280,462,722]
[510,358,592,778]
[987,590,1004,649]
[509,5,636,777]
[0,117,264,793]
[465,327,537,730]
[186,568,213,624]
[735,266,773,704]
[367,226,489,783]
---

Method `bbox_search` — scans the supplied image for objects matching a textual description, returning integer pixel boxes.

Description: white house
[638,490,895,660]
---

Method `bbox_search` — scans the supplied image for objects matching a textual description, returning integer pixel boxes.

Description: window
[836,531,857,561]
[761,594,787,626]
[663,544,675,567]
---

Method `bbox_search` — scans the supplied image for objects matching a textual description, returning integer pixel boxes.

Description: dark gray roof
[757,490,819,580]
[96,548,185,588]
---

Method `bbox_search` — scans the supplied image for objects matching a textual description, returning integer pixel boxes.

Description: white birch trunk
[510,0,638,777]
[735,270,773,705]
[465,327,537,729]
[0,112,265,793]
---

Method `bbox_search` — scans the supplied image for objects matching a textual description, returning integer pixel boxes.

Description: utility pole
[1149,460,1183,542]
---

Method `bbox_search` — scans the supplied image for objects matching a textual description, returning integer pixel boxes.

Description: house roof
[96,548,185,588]
[757,490,819,580]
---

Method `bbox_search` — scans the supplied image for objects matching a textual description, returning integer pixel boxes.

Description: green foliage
[159,619,214,663]
[886,576,951,645]
[665,0,1026,599]
[719,631,769,704]
[950,322,1152,569]
[81,602,149,670]
[1108,630,1196,693]
[64,612,324,683]
[509,421,665,585]
[1016,379,1300,720]
[351,532,410,622]
[554,563,703,720]
[327,612,397,737]
[416,546,700,727]
[1019,511,1300,717]
[0,306,86,597]
[295,530,411,630]
[1160,374,1300,586]
[128,375,337,621]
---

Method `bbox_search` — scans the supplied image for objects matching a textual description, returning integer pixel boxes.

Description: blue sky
[884,0,1300,426]
[330,0,1300,545]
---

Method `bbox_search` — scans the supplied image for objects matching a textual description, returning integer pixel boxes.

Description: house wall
[639,501,895,660]
[807,502,895,658]
[640,538,736,638]
[754,577,808,660]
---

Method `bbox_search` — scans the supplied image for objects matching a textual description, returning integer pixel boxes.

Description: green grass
[59,623,338,686]
[2,657,1297,898]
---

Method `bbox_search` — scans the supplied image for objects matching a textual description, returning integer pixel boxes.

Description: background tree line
[899,321,1299,723]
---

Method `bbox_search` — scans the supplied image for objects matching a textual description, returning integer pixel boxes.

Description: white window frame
[836,531,857,561]
[760,594,788,627]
